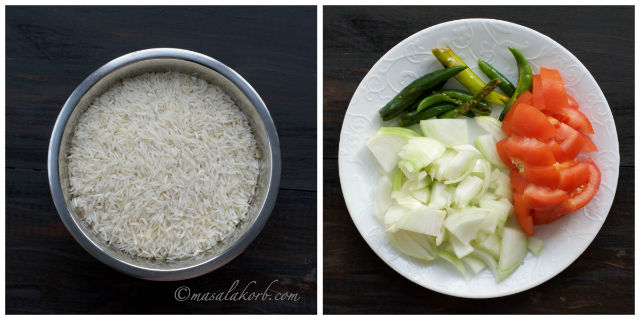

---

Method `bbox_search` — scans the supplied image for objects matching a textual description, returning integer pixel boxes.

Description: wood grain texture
[6,6,317,314]
[323,6,634,314]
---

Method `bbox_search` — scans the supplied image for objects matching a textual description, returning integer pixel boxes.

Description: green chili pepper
[499,47,533,120]
[398,103,457,126]
[430,78,448,92]
[378,66,467,121]
[437,89,493,114]
[439,109,474,119]
[416,93,463,112]
[438,109,457,118]
[469,106,491,116]
[452,78,501,118]
[432,46,509,105]
[478,59,516,97]
[414,91,491,117]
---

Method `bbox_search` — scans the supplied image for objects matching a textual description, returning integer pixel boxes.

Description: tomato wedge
[548,141,564,163]
[514,90,533,106]
[500,104,533,138]
[532,209,560,225]
[549,118,585,162]
[546,106,594,134]
[502,103,556,140]
[532,161,600,224]
[513,192,534,236]
[502,136,556,166]
[501,103,519,136]
[510,169,529,194]
[549,140,571,162]
[497,67,601,234]
[581,133,598,152]
[496,138,517,170]
[521,162,559,188]
[567,94,579,109]
[532,74,546,110]
[524,184,567,211]
[553,159,601,215]
[540,67,568,112]
[557,162,590,191]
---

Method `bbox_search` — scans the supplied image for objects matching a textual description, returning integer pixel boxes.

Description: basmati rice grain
[67,71,260,260]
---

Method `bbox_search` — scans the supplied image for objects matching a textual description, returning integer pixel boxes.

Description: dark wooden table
[6,6,316,314]
[323,6,634,314]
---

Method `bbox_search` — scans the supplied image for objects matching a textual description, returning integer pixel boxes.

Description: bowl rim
[47,48,281,281]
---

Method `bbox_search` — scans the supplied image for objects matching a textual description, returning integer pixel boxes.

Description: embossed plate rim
[338,18,619,298]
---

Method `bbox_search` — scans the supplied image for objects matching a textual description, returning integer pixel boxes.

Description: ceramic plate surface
[338,18,619,298]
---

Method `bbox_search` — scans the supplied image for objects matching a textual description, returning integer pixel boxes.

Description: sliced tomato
[524,184,567,211]
[513,192,534,235]
[502,136,556,166]
[501,103,519,136]
[540,67,568,112]
[546,106,594,134]
[514,90,533,106]
[567,94,579,109]
[496,138,517,170]
[581,133,598,152]
[532,209,561,225]
[557,162,590,192]
[550,118,585,162]
[532,74,546,110]
[509,169,529,194]
[521,162,559,188]
[548,141,565,163]
[553,159,601,216]
[502,103,556,140]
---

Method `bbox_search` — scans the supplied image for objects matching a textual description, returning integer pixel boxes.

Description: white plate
[338,18,619,298]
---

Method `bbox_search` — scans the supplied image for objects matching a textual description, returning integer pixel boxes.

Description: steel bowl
[48,48,281,281]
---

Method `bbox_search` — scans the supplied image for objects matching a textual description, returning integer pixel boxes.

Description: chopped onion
[453,175,483,208]
[388,230,437,261]
[475,134,508,169]
[367,127,420,172]
[367,118,533,282]
[462,255,486,274]
[420,119,468,147]
[391,190,423,209]
[398,137,446,179]
[475,116,506,141]
[395,206,446,236]
[444,207,487,243]
[497,227,528,280]
[374,175,392,222]
[527,236,544,256]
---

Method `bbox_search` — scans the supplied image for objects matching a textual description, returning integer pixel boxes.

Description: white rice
[66,72,260,260]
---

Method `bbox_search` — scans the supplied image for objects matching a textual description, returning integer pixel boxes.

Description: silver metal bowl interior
[48,48,281,281]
